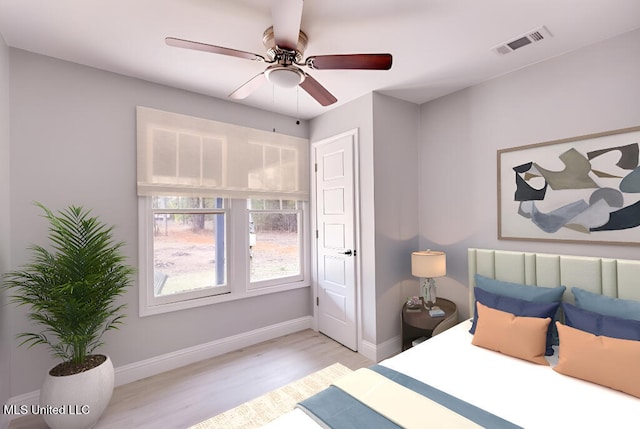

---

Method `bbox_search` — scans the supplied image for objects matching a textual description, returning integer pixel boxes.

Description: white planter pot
[39,355,114,429]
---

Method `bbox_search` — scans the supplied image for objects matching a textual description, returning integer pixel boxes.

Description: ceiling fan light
[266,66,304,88]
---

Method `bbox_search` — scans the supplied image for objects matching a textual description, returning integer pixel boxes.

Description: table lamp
[411,250,446,312]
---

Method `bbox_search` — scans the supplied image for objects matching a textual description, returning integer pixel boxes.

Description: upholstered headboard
[468,248,640,315]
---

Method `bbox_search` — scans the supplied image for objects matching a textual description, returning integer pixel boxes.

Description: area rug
[190,362,352,429]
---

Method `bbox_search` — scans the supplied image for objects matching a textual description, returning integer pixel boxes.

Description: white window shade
[136,106,310,200]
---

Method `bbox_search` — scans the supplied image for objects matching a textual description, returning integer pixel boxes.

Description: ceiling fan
[165,0,392,106]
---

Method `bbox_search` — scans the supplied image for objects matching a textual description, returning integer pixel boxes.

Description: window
[248,199,303,286]
[152,197,226,299]
[136,107,310,315]
[139,196,308,315]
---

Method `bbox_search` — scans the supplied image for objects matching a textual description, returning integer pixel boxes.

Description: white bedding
[265,320,639,428]
[384,319,638,428]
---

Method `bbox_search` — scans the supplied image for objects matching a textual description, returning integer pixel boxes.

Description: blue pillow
[562,302,640,341]
[572,287,640,321]
[470,287,560,356]
[474,274,566,303]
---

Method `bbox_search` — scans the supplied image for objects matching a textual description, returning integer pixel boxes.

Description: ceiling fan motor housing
[262,26,307,64]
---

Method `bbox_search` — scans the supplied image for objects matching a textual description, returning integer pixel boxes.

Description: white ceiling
[1,0,640,119]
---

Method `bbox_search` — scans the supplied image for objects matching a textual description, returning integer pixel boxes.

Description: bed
[264,248,640,428]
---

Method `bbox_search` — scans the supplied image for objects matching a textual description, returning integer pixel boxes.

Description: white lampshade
[411,250,446,278]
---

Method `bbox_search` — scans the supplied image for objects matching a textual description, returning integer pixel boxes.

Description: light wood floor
[9,329,373,429]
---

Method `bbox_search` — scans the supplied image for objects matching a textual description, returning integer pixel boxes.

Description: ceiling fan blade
[229,73,268,99]
[166,37,265,62]
[299,73,337,106]
[271,0,303,50]
[306,53,393,70]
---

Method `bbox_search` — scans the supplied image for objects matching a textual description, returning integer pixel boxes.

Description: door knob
[339,249,353,256]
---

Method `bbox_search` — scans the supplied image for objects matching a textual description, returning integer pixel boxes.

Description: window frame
[138,197,310,316]
[151,202,229,304]
[247,201,305,290]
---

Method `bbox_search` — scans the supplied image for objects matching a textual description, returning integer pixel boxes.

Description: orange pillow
[472,302,550,365]
[554,322,640,398]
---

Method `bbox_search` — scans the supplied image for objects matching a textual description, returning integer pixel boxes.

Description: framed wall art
[498,126,640,245]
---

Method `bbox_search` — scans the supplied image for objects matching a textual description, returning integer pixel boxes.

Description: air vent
[492,26,553,55]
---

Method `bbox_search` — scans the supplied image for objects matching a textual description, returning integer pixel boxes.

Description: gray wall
[419,28,640,319]
[371,93,420,344]
[0,32,11,423]
[309,93,421,351]
[7,49,312,396]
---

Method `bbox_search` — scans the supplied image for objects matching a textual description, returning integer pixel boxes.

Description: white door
[313,131,358,351]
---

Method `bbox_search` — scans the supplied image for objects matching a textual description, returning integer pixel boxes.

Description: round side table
[401,297,458,351]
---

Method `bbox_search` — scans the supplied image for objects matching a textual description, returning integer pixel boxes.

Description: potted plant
[3,203,135,429]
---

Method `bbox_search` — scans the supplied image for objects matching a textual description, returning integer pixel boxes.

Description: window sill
[139,280,310,317]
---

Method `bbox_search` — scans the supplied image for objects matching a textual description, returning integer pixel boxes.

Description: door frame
[310,128,362,350]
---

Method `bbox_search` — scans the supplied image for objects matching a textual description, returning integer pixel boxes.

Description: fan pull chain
[272,84,276,132]
[296,87,300,125]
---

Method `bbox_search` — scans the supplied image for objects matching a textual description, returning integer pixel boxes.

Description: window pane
[281,200,297,209]
[250,212,300,282]
[248,199,264,210]
[153,213,225,296]
[153,196,223,210]
[264,199,281,210]
[248,198,294,210]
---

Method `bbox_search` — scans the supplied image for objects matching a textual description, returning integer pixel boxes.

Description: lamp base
[420,277,437,309]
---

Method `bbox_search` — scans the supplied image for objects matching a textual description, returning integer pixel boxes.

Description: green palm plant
[3,203,135,373]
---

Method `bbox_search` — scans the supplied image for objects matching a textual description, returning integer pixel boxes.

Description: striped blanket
[297,365,521,428]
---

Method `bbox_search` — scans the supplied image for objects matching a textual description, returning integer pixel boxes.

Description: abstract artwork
[498,126,640,245]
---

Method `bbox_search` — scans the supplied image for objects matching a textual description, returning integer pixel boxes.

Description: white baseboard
[2,390,38,424]
[359,335,402,362]
[1,413,10,429]
[114,315,313,386]
[375,335,402,361]
[359,339,377,362]
[3,316,313,424]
